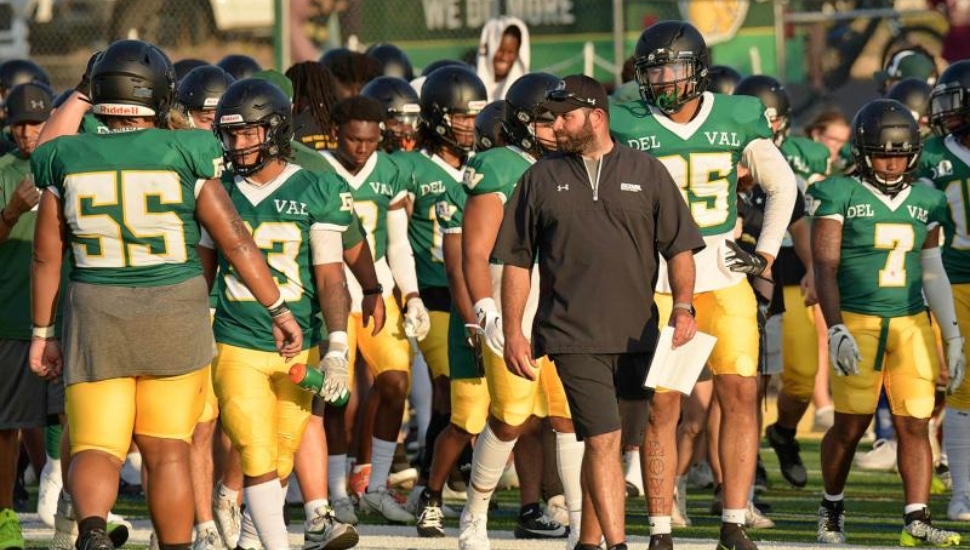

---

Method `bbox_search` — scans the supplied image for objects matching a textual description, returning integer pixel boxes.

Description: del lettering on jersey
[420,180,447,196]
[628,136,662,150]
[274,199,308,216]
[370,181,395,196]
[703,131,741,147]
[846,204,875,218]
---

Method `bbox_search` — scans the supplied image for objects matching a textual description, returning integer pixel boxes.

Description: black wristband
[267,301,291,319]
[362,284,384,296]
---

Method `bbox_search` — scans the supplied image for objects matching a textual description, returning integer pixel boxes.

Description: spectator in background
[932,0,970,63]
[286,61,341,151]
[476,16,530,101]
[806,110,851,174]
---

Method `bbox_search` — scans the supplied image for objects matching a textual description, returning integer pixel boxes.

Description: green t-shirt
[31,129,223,287]
[319,150,407,261]
[916,134,970,283]
[0,152,36,339]
[805,176,949,317]
[394,149,463,290]
[780,135,830,182]
[211,164,355,351]
[610,92,773,236]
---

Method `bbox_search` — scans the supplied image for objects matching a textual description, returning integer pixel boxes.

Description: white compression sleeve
[386,206,420,297]
[310,227,344,265]
[922,246,961,341]
[741,137,798,259]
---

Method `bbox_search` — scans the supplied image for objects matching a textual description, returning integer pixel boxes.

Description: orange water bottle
[288,363,349,407]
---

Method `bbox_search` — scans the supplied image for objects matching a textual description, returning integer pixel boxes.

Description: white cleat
[458,508,490,550]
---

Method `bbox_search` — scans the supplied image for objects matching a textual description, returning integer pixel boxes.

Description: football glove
[474,297,505,356]
[403,297,431,341]
[827,324,861,376]
[725,240,768,276]
[947,336,966,395]
[319,333,350,405]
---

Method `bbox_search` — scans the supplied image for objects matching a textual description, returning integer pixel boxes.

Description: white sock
[120,452,142,485]
[556,431,584,536]
[304,498,328,526]
[237,506,260,549]
[623,450,644,494]
[41,456,62,484]
[244,479,289,550]
[945,407,970,498]
[649,515,672,535]
[823,492,844,502]
[410,352,432,445]
[722,508,746,525]
[368,438,398,493]
[217,481,239,504]
[467,424,516,515]
[905,503,928,515]
[328,454,348,500]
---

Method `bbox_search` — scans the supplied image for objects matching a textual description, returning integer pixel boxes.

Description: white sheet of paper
[644,326,718,395]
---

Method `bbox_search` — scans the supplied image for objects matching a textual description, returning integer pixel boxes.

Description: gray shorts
[0,339,64,428]
[62,276,213,385]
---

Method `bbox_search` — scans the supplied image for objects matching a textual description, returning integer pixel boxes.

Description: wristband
[32,325,55,339]
[267,301,291,319]
[267,295,284,310]
[362,284,384,296]
[672,302,695,316]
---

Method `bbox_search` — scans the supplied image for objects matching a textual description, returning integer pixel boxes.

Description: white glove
[474,297,504,356]
[403,297,431,340]
[319,331,350,404]
[947,337,966,395]
[827,324,861,376]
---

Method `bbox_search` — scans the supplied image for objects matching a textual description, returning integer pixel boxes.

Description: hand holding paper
[644,326,717,395]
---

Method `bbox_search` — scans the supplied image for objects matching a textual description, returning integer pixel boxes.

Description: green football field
[19,438,965,549]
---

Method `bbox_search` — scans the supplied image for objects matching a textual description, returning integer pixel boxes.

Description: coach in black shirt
[492,74,704,550]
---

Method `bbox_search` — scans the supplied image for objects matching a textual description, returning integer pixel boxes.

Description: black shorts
[551,352,654,442]
[0,339,64,429]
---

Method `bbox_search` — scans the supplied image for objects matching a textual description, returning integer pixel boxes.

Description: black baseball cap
[6,82,53,125]
[542,74,609,114]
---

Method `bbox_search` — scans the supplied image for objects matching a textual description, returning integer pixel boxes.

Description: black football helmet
[734,75,791,146]
[216,54,262,80]
[421,59,467,78]
[178,65,235,113]
[214,78,293,176]
[174,58,208,82]
[929,60,970,138]
[887,77,932,137]
[0,59,50,98]
[633,21,709,115]
[707,65,742,95]
[360,76,420,152]
[90,39,176,127]
[475,100,506,152]
[851,98,921,195]
[420,66,487,153]
[503,71,559,156]
[367,43,414,81]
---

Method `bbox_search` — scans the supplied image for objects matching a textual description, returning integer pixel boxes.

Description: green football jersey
[610,92,773,236]
[320,150,407,261]
[288,140,364,251]
[80,114,109,135]
[0,152,36,339]
[32,129,224,287]
[780,135,830,182]
[212,164,355,352]
[916,135,970,283]
[463,146,533,202]
[437,179,467,234]
[806,176,948,317]
[394,149,463,290]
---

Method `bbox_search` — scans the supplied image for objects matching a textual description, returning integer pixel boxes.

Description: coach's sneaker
[331,497,358,526]
[745,501,774,530]
[766,424,807,488]
[901,509,961,547]
[854,438,898,471]
[0,508,25,550]
[515,503,567,539]
[458,508,489,550]
[716,523,758,550]
[416,493,446,538]
[359,486,414,523]
[193,525,225,550]
[76,529,114,550]
[213,491,241,548]
[304,505,359,550]
[816,500,846,544]
[949,494,970,521]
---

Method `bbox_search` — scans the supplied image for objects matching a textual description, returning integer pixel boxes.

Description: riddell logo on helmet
[220,114,244,124]
[95,105,144,116]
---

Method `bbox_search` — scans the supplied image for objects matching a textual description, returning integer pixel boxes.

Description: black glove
[75,51,102,98]
[725,239,768,276]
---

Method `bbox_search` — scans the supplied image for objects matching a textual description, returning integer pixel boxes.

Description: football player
[610,21,797,550]
[360,76,422,153]
[811,99,962,547]
[176,65,235,131]
[457,71,573,550]
[29,39,301,550]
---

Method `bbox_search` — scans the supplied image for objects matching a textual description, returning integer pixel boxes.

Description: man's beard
[555,115,595,154]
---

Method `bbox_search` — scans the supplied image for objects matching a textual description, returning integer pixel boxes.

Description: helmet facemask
[855,138,921,195]
[215,115,286,177]
[430,101,486,154]
[635,50,707,115]
[385,103,420,152]
[929,82,970,138]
